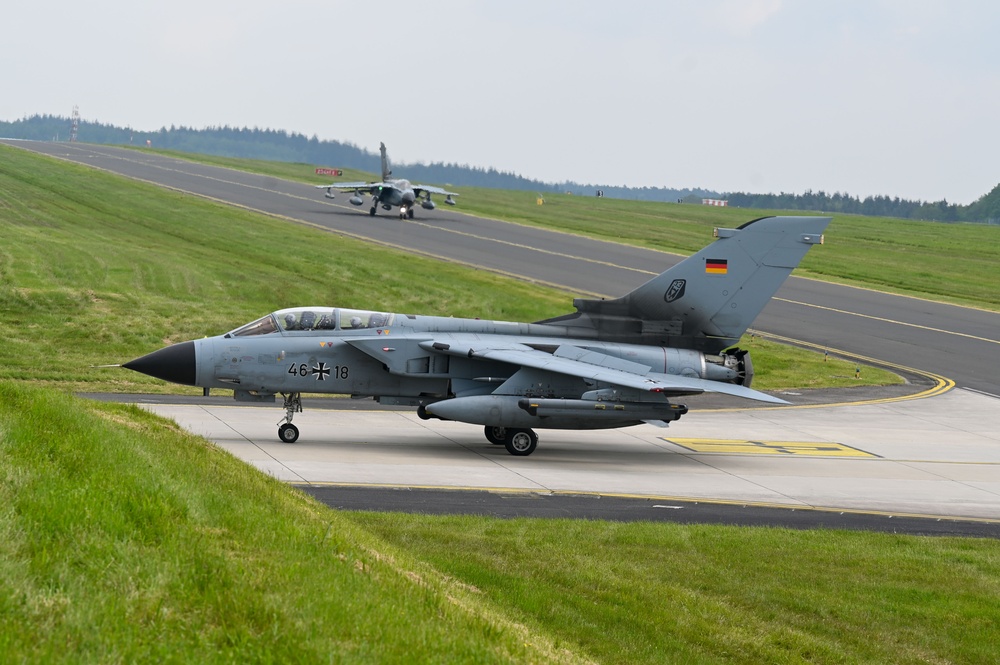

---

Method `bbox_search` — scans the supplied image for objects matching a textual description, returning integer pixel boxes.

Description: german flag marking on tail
[705,258,728,275]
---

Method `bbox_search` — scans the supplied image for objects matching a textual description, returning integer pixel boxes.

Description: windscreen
[228,314,278,337]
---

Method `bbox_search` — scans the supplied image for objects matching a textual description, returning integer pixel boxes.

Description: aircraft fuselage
[127,306,738,431]
[376,180,416,208]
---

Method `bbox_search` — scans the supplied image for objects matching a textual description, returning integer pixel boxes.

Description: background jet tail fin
[379,142,392,181]
[563,216,831,352]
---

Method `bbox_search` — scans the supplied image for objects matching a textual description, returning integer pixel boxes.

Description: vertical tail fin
[547,216,831,352]
[379,142,392,181]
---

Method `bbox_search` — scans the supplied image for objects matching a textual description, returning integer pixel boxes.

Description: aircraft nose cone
[123,341,197,386]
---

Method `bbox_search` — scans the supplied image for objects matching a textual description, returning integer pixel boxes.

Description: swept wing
[414,184,458,197]
[346,336,787,404]
[315,181,387,193]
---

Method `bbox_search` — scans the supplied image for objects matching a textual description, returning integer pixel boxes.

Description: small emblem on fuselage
[664,279,686,303]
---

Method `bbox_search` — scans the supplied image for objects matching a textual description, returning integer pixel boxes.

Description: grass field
[1,143,997,663]
[0,383,555,663]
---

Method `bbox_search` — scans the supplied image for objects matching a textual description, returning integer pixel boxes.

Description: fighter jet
[316,142,457,219]
[124,216,829,456]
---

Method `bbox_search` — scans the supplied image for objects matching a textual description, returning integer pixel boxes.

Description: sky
[4,1,999,204]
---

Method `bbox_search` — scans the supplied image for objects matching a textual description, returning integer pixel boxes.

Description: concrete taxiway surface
[139,388,1000,523]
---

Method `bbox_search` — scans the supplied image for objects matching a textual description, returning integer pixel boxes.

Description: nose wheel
[277,392,302,443]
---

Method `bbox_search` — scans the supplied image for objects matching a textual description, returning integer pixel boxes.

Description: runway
[6,139,999,533]
[135,386,1000,531]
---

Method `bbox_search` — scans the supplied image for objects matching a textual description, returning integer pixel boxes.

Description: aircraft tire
[278,423,300,443]
[369,207,377,217]
[407,208,414,219]
[484,425,507,445]
[504,429,537,456]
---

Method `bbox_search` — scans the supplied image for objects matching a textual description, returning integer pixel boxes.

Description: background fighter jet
[124,216,830,456]
[317,142,458,219]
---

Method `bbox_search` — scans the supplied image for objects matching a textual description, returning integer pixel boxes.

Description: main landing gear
[274,397,541,454]
[277,392,302,443]
[483,425,538,456]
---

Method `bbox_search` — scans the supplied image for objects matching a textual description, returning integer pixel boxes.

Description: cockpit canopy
[226,307,395,337]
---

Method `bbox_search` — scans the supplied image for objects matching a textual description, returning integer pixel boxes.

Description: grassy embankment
[0,382,560,663]
[0,144,896,393]
[2,144,997,663]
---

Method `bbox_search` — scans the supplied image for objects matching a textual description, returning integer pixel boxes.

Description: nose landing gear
[277,392,302,442]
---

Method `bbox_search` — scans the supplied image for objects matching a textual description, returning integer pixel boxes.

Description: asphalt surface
[8,139,1000,537]
[302,485,999,539]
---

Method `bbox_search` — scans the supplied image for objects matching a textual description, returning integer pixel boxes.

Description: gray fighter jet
[316,142,457,219]
[124,216,829,456]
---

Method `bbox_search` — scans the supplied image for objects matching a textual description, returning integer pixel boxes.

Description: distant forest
[3,114,998,223]
[0,114,711,202]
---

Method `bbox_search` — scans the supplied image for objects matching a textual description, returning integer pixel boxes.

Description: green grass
[0,382,560,663]
[2,384,998,663]
[0,143,898,393]
[349,511,1000,664]
[732,334,890,389]
[0,145,562,392]
[143,147,1000,310]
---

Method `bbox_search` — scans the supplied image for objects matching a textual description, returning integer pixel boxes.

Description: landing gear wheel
[484,425,507,445]
[407,207,415,219]
[278,423,299,443]
[277,392,302,443]
[504,428,537,456]
[369,206,377,216]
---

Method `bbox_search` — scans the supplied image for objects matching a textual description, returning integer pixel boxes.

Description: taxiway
[136,386,1000,526]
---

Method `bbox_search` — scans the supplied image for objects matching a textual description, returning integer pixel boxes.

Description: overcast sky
[5,1,998,203]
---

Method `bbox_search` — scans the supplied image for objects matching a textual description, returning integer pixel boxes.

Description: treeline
[0,115,717,202]
[724,189,1000,224]
[2,114,997,222]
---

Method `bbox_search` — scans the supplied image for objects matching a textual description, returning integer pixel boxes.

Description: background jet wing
[315,181,383,191]
[413,184,458,197]
[419,339,788,404]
